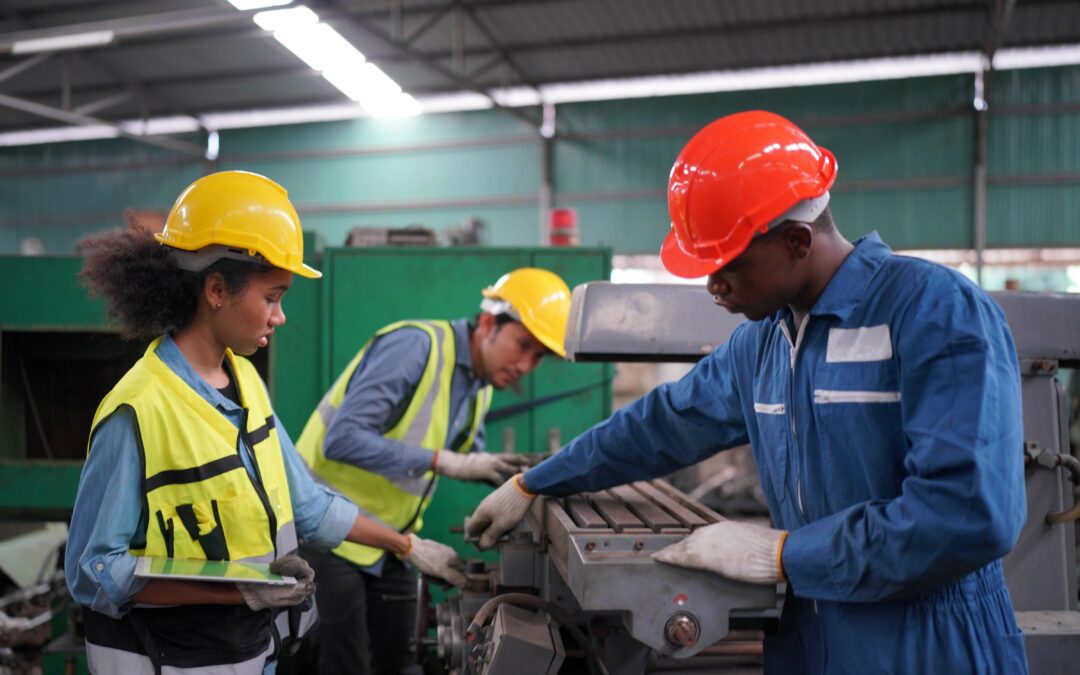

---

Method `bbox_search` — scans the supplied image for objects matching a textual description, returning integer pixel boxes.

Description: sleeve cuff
[307,495,360,550]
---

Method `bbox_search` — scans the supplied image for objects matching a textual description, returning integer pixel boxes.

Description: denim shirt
[322,318,487,477]
[321,318,486,575]
[65,334,358,619]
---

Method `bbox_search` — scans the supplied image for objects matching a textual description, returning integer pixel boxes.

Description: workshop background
[2,1,1080,673]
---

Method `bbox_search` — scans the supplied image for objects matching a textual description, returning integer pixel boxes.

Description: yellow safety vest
[296,320,492,566]
[89,337,297,563]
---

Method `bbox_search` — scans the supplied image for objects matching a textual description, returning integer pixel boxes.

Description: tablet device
[134,556,297,586]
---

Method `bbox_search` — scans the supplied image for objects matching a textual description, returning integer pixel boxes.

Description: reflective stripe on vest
[295,320,493,566]
[87,637,274,675]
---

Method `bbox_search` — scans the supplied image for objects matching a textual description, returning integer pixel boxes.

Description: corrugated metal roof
[0,0,1077,133]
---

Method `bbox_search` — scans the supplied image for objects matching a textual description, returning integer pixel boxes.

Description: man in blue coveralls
[467,110,1029,674]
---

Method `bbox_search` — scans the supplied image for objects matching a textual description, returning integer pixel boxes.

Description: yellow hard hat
[156,171,321,279]
[482,267,571,357]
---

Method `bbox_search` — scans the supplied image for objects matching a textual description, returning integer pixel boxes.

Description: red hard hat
[661,110,837,278]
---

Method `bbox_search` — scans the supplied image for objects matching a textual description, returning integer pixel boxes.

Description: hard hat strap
[168,244,271,273]
[479,298,521,322]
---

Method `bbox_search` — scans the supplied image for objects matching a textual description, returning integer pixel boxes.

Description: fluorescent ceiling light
[0,125,118,146]
[119,116,200,135]
[12,30,114,54]
[994,43,1080,70]
[416,92,493,114]
[273,23,366,72]
[227,0,292,9]
[323,63,403,102]
[253,6,318,32]
[360,93,422,118]
[201,103,368,129]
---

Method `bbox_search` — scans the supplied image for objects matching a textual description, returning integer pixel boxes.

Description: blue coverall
[525,233,1029,674]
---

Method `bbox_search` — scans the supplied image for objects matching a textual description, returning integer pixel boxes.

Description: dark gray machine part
[438,481,774,675]
[510,481,777,659]
[564,282,744,362]
[480,604,565,675]
[992,292,1080,672]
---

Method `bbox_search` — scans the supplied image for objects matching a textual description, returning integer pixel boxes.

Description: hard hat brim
[660,230,725,279]
[293,262,322,279]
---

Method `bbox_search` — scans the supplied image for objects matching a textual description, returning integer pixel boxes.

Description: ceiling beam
[0,52,50,87]
[0,91,204,155]
[326,0,541,128]
[0,6,257,54]
[455,0,539,90]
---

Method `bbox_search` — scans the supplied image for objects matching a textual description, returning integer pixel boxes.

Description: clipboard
[134,556,297,586]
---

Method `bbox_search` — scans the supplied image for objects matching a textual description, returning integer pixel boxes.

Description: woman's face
[215,267,293,356]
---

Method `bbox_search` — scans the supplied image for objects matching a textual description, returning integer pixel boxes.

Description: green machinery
[0,241,611,672]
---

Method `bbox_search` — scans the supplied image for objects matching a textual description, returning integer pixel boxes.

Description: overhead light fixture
[323,63,401,101]
[360,94,422,118]
[272,23,366,73]
[253,6,318,32]
[12,30,115,55]
[118,116,200,136]
[227,0,292,9]
[244,2,415,114]
[0,124,118,146]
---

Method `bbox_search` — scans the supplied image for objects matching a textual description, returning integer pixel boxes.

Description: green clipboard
[134,556,297,586]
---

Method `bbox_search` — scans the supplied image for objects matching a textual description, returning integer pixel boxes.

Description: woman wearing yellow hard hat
[66,171,467,675]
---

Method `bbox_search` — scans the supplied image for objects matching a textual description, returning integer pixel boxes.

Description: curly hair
[78,228,269,340]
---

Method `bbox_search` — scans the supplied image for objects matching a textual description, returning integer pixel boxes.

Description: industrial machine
[428,283,1080,675]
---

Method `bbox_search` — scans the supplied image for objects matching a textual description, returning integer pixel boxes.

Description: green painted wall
[2,67,1080,253]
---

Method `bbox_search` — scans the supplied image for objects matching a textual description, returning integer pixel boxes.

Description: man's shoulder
[876,252,987,303]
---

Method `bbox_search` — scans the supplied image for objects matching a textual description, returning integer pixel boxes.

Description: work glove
[652,520,788,585]
[465,473,536,550]
[237,553,316,611]
[435,450,532,485]
[403,534,468,587]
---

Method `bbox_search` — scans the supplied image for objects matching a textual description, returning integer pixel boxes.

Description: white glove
[403,534,468,587]
[652,520,788,585]
[435,450,532,485]
[237,553,316,611]
[465,474,536,550]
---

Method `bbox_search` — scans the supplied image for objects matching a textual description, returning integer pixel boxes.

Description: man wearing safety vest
[468,111,1029,674]
[296,267,571,674]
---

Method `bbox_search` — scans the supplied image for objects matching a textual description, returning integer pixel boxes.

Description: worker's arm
[132,579,243,606]
[322,328,438,478]
[277,413,359,548]
[781,275,1026,602]
[522,326,754,496]
[65,409,151,618]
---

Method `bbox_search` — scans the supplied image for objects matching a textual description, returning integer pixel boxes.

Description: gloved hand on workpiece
[465,473,536,550]
[434,450,532,486]
[403,534,468,586]
[651,520,788,585]
[237,553,316,611]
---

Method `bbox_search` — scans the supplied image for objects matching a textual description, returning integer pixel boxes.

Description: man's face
[476,317,549,390]
[705,225,805,321]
